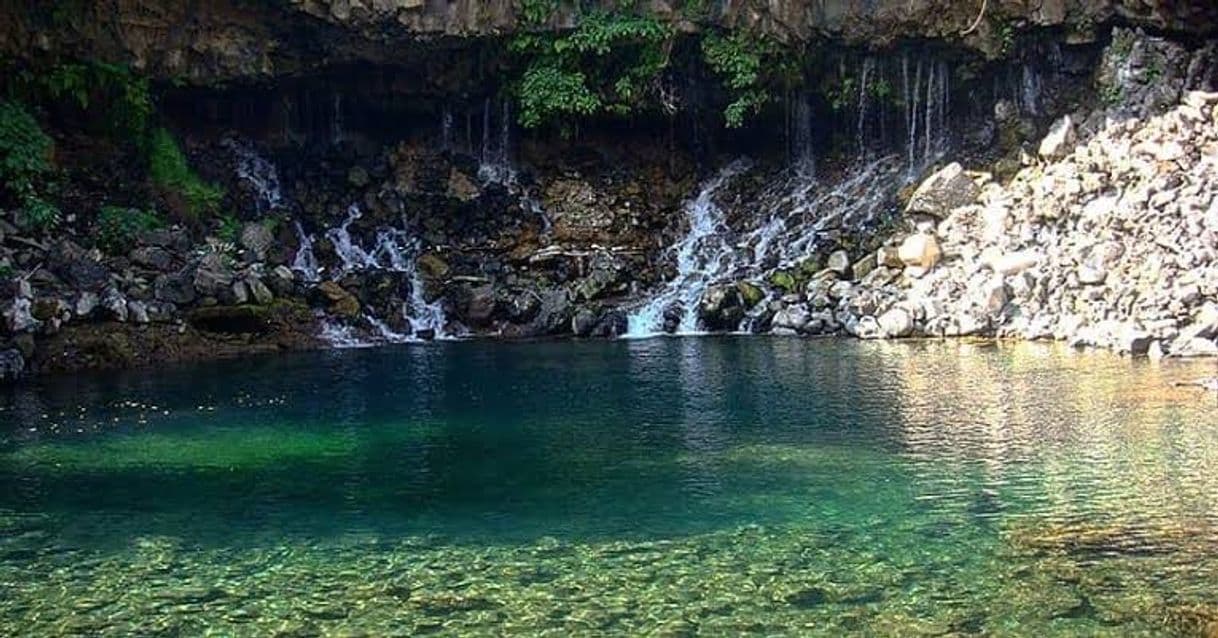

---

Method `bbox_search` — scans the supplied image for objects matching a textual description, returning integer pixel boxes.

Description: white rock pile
[847,90,1218,357]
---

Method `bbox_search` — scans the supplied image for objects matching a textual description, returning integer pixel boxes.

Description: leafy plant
[97,205,161,253]
[148,127,224,219]
[16,62,152,140]
[0,101,59,229]
[701,31,795,127]
[217,214,242,244]
[510,8,674,131]
[519,0,559,25]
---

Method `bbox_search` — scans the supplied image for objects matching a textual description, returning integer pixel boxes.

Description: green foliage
[148,127,224,219]
[217,214,242,244]
[510,9,673,130]
[0,101,59,229]
[701,31,794,128]
[998,23,1016,57]
[16,62,153,140]
[0,101,54,198]
[97,205,162,253]
[519,0,559,25]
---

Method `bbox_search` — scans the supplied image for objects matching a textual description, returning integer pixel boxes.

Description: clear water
[2,340,1218,637]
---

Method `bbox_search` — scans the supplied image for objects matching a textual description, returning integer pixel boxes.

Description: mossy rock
[735,281,766,309]
[767,271,799,294]
[798,257,822,276]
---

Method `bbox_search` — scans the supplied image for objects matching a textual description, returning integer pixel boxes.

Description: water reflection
[2,340,1218,635]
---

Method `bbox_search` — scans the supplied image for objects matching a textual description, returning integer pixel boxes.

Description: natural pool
[1,339,1217,637]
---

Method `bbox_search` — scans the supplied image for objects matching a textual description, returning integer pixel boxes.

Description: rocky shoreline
[2,21,1218,380]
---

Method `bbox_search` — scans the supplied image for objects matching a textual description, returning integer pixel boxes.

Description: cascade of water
[857,57,875,155]
[406,267,447,338]
[441,106,454,151]
[478,98,515,184]
[332,93,346,145]
[325,205,377,272]
[225,140,284,215]
[292,222,321,282]
[1020,64,1042,116]
[908,58,923,177]
[792,92,816,178]
[624,160,752,337]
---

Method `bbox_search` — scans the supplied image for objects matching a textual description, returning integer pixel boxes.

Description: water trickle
[325,205,377,273]
[441,106,454,151]
[857,57,876,155]
[331,92,346,146]
[225,140,283,215]
[625,160,752,337]
[1020,64,1043,116]
[792,92,816,178]
[292,221,321,283]
[478,98,515,184]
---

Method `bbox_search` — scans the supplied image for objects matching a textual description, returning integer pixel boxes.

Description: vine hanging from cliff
[700,30,801,128]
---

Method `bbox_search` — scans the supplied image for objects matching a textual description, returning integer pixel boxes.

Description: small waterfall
[309,206,450,342]
[1019,64,1042,116]
[901,55,950,177]
[440,106,454,151]
[625,160,752,337]
[478,98,515,184]
[792,92,816,178]
[225,140,283,215]
[331,92,346,145]
[325,205,377,273]
[856,57,876,155]
[292,221,321,282]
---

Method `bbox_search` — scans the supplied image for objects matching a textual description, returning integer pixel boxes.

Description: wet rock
[74,292,99,318]
[315,281,361,318]
[47,241,109,292]
[154,269,197,306]
[571,308,599,336]
[101,289,128,322]
[240,223,275,261]
[827,250,851,276]
[1039,115,1076,159]
[193,254,236,298]
[698,285,745,331]
[130,246,174,271]
[735,281,765,309]
[878,307,914,338]
[526,289,573,336]
[898,234,942,270]
[575,265,619,302]
[905,163,979,219]
[0,348,25,381]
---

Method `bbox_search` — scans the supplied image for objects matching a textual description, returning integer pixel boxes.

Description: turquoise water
[2,339,1218,636]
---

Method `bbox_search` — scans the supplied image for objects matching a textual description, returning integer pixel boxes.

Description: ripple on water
[0,340,1217,636]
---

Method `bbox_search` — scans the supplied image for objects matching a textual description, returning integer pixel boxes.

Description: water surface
[2,339,1217,636]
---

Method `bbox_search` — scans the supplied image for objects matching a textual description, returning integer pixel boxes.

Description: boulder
[771,306,811,332]
[898,234,942,270]
[193,253,236,298]
[827,250,851,276]
[155,269,198,305]
[571,308,600,337]
[1039,115,1076,159]
[905,163,980,218]
[698,285,745,331]
[3,298,39,333]
[316,281,361,318]
[735,281,765,309]
[0,348,25,381]
[246,276,275,305]
[75,291,99,317]
[240,223,276,261]
[130,246,174,271]
[877,308,914,338]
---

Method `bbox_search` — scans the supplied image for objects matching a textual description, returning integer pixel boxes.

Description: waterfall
[292,221,321,282]
[1019,64,1042,116]
[325,205,377,273]
[332,92,346,145]
[900,55,951,178]
[857,57,875,155]
[792,92,816,178]
[309,205,451,344]
[441,106,454,151]
[225,140,283,215]
[624,160,752,337]
[478,98,515,184]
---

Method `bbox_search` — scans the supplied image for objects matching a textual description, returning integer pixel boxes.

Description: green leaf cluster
[0,100,59,229]
[16,62,152,140]
[701,31,795,128]
[510,9,673,130]
[148,127,224,219]
[97,205,162,253]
